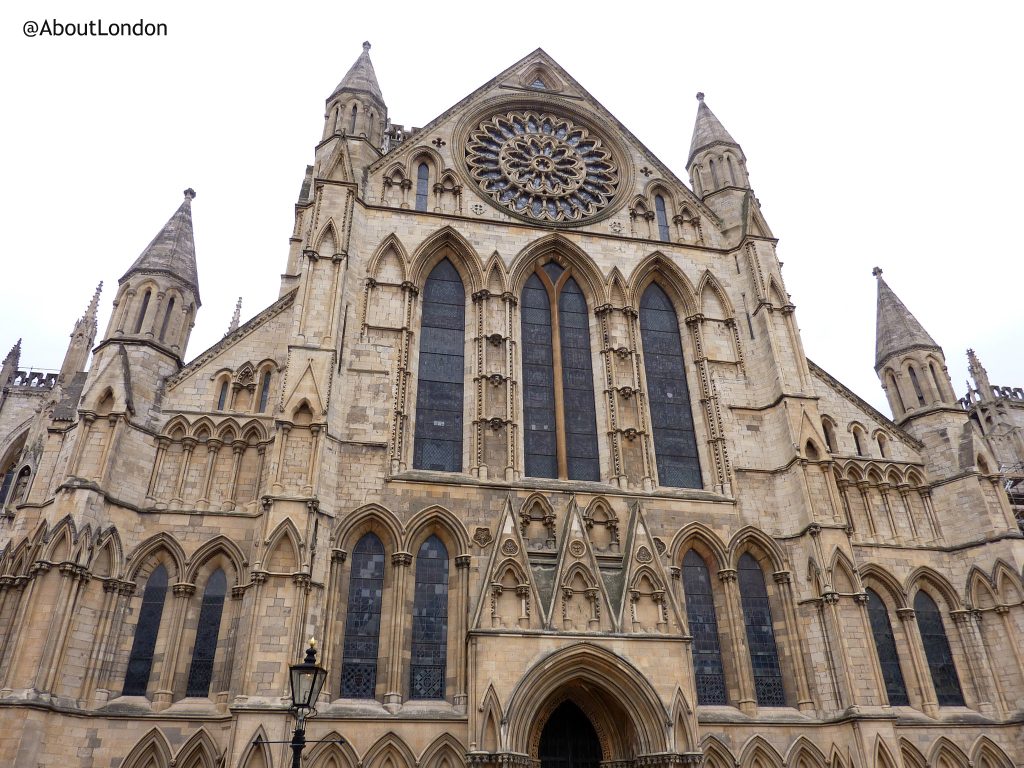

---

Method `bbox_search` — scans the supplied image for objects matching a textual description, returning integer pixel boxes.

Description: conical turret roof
[329,41,384,104]
[873,268,939,368]
[121,189,200,303]
[688,93,740,164]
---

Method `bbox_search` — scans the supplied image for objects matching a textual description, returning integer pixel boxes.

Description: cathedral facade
[0,47,1022,768]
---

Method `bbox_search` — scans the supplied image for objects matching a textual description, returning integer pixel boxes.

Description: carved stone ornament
[568,540,586,558]
[501,539,520,556]
[473,527,493,548]
[466,111,619,223]
[636,545,653,563]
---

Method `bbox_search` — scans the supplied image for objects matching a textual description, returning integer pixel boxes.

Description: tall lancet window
[410,535,448,699]
[738,553,785,707]
[415,163,430,212]
[640,284,701,488]
[865,589,909,706]
[521,262,600,481]
[654,195,671,242]
[186,568,227,697]
[683,550,727,704]
[341,533,385,698]
[413,259,465,472]
[914,591,964,706]
[123,564,169,696]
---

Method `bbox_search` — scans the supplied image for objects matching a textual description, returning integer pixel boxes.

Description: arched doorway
[539,701,602,768]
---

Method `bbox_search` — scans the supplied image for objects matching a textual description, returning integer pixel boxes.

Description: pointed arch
[367,233,410,283]
[766,277,788,310]
[237,727,273,768]
[670,522,728,570]
[122,728,173,768]
[828,549,859,594]
[928,737,969,768]
[175,728,220,768]
[510,234,607,304]
[905,566,962,610]
[303,730,359,768]
[701,736,736,768]
[858,563,907,608]
[190,416,217,440]
[162,415,191,439]
[185,535,246,585]
[314,219,341,256]
[362,733,417,768]
[899,739,927,768]
[969,736,1014,768]
[627,251,698,315]
[419,733,466,768]
[872,738,897,768]
[264,519,302,572]
[966,565,997,609]
[334,503,403,553]
[696,270,735,318]
[405,504,471,554]
[669,687,695,752]
[784,736,827,768]
[126,533,186,581]
[606,267,628,308]
[410,226,483,293]
[736,734,784,768]
[991,558,1024,604]
[44,515,77,562]
[479,683,504,752]
[482,251,508,294]
[728,526,786,572]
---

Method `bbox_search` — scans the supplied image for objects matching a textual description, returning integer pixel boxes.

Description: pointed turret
[968,348,994,403]
[329,41,384,105]
[687,93,749,197]
[322,41,387,148]
[1,340,21,388]
[872,268,956,420]
[102,189,201,360]
[59,282,102,382]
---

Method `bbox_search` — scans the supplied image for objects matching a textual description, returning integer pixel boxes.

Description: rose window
[466,111,619,223]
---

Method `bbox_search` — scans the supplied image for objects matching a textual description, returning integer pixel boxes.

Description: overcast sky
[3,1,1021,416]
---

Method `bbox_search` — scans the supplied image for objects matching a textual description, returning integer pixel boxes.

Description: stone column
[896,607,937,717]
[718,568,755,714]
[153,582,195,710]
[384,551,412,712]
[454,553,471,711]
[146,437,171,503]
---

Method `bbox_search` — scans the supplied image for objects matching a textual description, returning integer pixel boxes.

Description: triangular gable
[80,344,134,415]
[617,501,682,633]
[546,496,616,632]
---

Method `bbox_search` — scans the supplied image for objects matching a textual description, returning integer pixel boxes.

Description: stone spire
[1,340,21,382]
[873,267,940,369]
[688,92,740,165]
[968,348,994,402]
[329,41,385,104]
[121,189,200,304]
[226,297,242,336]
[59,282,103,381]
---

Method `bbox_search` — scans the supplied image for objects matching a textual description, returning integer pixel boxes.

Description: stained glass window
[640,284,701,488]
[123,564,168,696]
[416,163,430,212]
[738,553,785,707]
[258,371,271,413]
[914,591,964,706]
[655,195,671,242]
[410,535,448,699]
[186,568,227,697]
[413,259,465,472]
[341,534,385,698]
[522,266,600,481]
[683,550,727,704]
[159,297,175,342]
[522,273,557,479]
[865,589,909,706]
[217,381,229,411]
[134,290,151,334]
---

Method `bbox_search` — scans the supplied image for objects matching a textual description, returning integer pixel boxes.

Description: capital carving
[392,552,413,567]
[717,568,737,583]
[172,583,196,598]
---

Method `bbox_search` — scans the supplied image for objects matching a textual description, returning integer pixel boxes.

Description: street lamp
[288,637,328,768]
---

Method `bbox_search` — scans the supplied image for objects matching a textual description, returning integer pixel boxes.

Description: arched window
[865,589,909,705]
[415,162,430,212]
[340,533,385,698]
[654,195,671,242]
[350,104,358,134]
[413,259,465,472]
[908,366,926,407]
[929,362,944,401]
[726,156,737,185]
[217,380,229,411]
[521,263,600,481]
[158,297,175,342]
[0,465,14,506]
[410,535,448,699]
[134,289,152,334]
[821,419,836,453]
[738,553,785,706]
[886,371,906,415]
[640,284,701,488]
[123,564,169,696]
[913,591,964,706]
[876,433,888,458]
[258,371,272,413]
[683,550,726,704]
[186,568,227,697]
[853,428,865,457]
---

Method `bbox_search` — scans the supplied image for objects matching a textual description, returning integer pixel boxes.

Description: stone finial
[696,92,705,102]
[872,266,883,278]
[184,188,196,201]
[362,41,371,51]
[226,297,242,336]
[3,339,21,366]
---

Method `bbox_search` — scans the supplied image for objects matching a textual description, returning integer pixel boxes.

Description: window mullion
[546,276,568,480]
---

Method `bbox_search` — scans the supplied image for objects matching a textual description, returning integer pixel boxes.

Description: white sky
[3,1,1022,416]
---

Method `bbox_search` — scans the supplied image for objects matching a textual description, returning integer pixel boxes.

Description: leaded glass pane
[865,589,909,706]
[416,163,429,212]
[123,565,168,696]
[683,550,727,704]
[186,569,227,697]
[558,278,600,481]
[640,284,701,489]
[914,591,964,706]
[738,553,785,707]
[411,535,448,699]
[413,260,465,472]
[341,534,385,698]
[522,273,557,479]
[655,195,671,242]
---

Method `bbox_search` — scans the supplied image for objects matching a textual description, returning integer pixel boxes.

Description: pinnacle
[121,191,200,304]
[226,297,242,336]
[688,94,739,165]
[330,41,384,104]
[874,274,940,369]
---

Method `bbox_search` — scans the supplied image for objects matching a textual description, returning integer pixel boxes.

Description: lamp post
[288,638,329,768]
